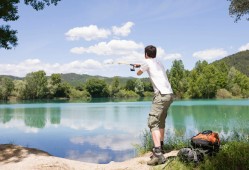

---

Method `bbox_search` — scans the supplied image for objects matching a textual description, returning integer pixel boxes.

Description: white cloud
[70,134,139,151]
[112,22,134,37]
[66,150,111,163]
[70,39,144,56]
[103,59,115,65]
[193,48,227,60]
[0,120,39,133]
[65,25,111,41]
[65,22,134,42]
[0,59,103,77]
[156,47,182,60]
[238,43,249,51]
[163,53,182,60]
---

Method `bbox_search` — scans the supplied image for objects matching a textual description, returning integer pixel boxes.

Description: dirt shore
[0,144,178,170]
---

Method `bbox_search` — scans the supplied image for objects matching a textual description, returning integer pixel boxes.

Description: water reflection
[0,99,248,163]
[24,108,46,128]
[0,108,13,123]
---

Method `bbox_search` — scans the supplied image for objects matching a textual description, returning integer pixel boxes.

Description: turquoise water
[0,99,248,163]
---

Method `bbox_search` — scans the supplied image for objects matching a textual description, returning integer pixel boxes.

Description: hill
[212,50,249,77]
[60,73,136,87]
[0,73,145,87]
[0,75,23,80]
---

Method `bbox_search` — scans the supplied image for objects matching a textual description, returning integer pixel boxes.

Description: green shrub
[143,91,154,97]
[199,142,249,170]
[69,88,91,100]
[115,89,139,98]
[216,88,232,99]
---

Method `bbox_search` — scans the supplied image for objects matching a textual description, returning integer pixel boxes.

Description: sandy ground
[0,144,178,170]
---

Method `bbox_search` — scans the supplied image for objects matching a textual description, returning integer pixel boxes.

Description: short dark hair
[145,45,157,58]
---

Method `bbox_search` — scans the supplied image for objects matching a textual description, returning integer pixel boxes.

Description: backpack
[177,147,205,164]
[191,130,220,154]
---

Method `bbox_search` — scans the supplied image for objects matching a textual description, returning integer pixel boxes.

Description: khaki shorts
[148,93,173,131]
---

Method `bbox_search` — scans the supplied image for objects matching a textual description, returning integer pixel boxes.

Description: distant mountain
[60,73,136,87]
[0,73,139,87]
[0,75,23,80]
[212,50,249,77]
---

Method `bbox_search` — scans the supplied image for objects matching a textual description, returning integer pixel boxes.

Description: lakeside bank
[0,144,178,170]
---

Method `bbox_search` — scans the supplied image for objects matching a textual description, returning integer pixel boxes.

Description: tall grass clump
[134,129,153,155]
[163,129,189,151]
[199,141,249,170]
[134,129,189,155]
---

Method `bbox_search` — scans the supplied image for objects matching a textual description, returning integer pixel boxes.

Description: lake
[0,99,248,164]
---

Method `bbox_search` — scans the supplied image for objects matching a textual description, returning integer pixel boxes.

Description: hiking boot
[147,153,166,166]
[149,147,166,159]
[149,150,165,159]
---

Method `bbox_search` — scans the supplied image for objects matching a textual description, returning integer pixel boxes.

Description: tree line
[0,59,249,101]
[167,60,249,99]
[0,70,154,101]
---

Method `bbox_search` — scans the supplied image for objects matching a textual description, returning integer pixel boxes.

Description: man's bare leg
[147,129,166,165]
[151,129,161,147]
[160,128,164,141]
[151,129,165,147]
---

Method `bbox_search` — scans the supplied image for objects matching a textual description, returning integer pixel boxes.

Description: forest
[1,55,249,101]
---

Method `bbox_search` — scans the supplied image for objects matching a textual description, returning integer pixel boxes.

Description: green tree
[115,89,139,98]
[143,81,153,92]
[188,62,220,98]
[227,67,237,90]
[228,0,249,22]
[23,70,48,99]
[186,61,210,98]
[59,82,71,98]
[69,87,91,100]
[48,73,60,97]
[168,60,188,98]
[110,76,120,97]
[134,79,144,96]
[227,67,249,97]
[125,79,136,91]
[195,60,208,74]
[0,0,61,49]
[186,69,202,98]
[47,73,70,98]
[199,64,219,98]
[0,77,14,100]
[50,73,62,85]
[12,80,26,99]
[213,61,229,89]
[85,78,109,98]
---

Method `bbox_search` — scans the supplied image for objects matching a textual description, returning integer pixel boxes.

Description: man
[136,45,173,166]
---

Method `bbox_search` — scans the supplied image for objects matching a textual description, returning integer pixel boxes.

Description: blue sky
[0,0,249,77]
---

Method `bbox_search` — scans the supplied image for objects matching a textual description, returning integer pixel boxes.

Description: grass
[135,129,249,170]
[134,129,190,156]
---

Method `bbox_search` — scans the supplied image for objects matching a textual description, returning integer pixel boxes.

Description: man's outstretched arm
[137,70,143,76]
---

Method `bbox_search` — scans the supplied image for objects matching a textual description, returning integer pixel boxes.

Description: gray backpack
[177,148,206,164]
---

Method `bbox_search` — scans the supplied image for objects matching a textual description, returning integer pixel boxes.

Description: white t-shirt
[140,58,173,94]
